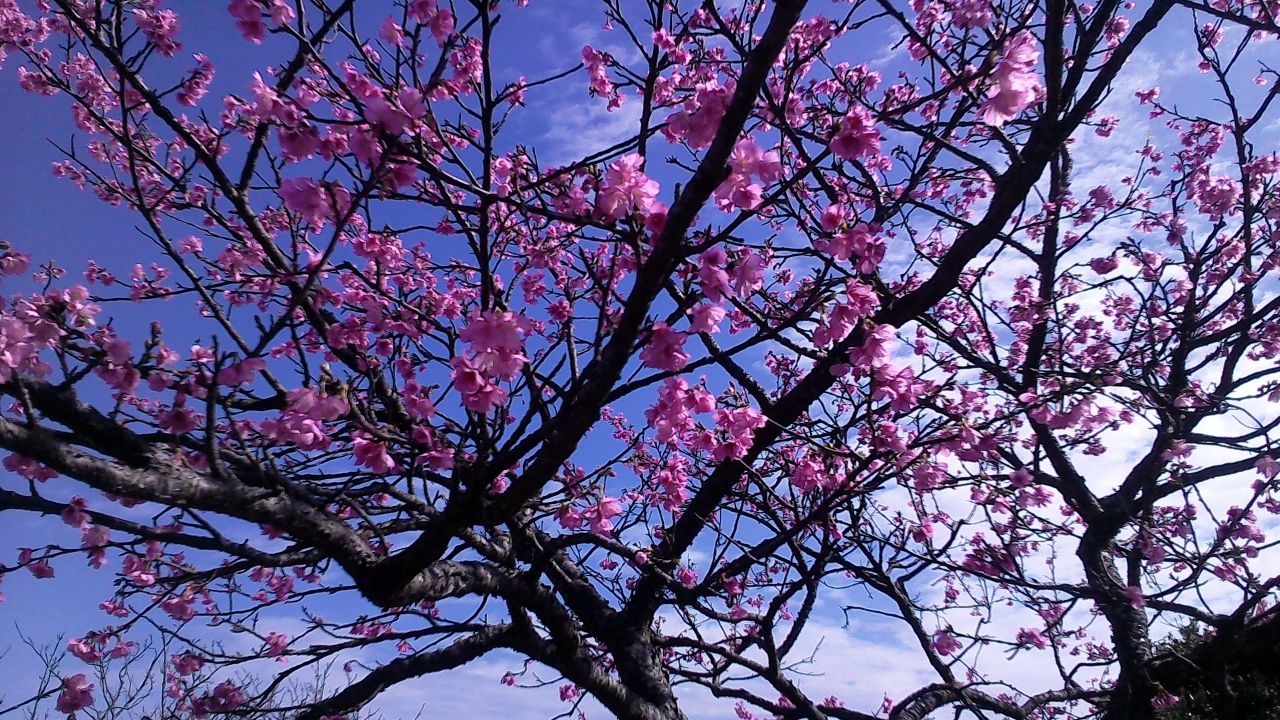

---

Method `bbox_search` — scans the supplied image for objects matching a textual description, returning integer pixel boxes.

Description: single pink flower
[931,629,962,656]
[264,631,289,657]
[450,356,508,413]
[688,303,726,334]
[1015,627,1048,649]
[640,322,690,372]
[61,496,90,529]
[67,637,102,663]
[173,652,205,676]
[161,594,195,622]
[979,31,1044,127]
[56,674,95,714]
[353,436,397,474]
[829,106,881,160]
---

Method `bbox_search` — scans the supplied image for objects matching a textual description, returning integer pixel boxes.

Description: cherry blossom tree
[1,0,1279,719]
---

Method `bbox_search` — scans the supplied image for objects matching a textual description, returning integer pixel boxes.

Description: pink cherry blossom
[728,250,765,296]
[450,355,508,413]
[711,406,766,461]
[1015,627,1048,649]
[931,629,962,656]
[408,0,454,45]
[459,310,530,379]
[0,4,1277,719]
[379,16,405,47]
[951,0,993,28]
[664,81,731,147]
[818,223,884,273]
[696,247,733,303]
[157,405,201,434]
[227,0,265,43]
[67,637,101,663]
[640,322,690,372]
[582,46,619,107]
[688,303,727,334]
[790,456,824,493]
[107,639,135,659]
[60,496,90,528]
[195,680,245,715]
[979,31,1045,127]
[173,652,205,676]
[676,567,699,587]
[353,436,397,474]
[829,106,881,160]
[848,324,897,370]
[161,594,196,621]
[1257,455,1280,480]
[216,357,266,386]
[81,525,109,568]
[264,631,289,657]
[556,505,585,531]
[583,496,623,535]
[260,413,330,451]
[56,674,95,714]
[121,554,156,586]
[133,9,181,57]
[18,547,53,578]
[595,153,660,221]
[278,178,351,227]
[1089,255,1120,274]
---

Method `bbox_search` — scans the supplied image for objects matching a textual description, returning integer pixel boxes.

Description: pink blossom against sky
[0,1,1278,718]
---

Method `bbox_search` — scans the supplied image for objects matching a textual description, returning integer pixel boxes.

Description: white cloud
[541,94,645,167]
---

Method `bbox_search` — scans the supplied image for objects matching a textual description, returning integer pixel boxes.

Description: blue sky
[2,1,1280,719]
